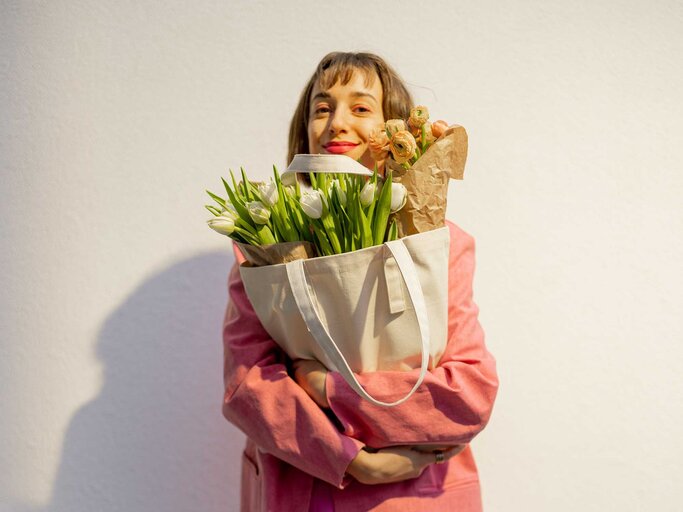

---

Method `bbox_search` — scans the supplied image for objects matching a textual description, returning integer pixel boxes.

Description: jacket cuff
[335,435,364,489]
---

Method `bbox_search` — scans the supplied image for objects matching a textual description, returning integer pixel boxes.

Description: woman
[221,52,499,511]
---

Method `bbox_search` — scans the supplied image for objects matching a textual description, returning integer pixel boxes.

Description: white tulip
[390,182,408,212]
[300,190,326,219]
[258,180,279,208]
[246,201,271,224]
[329,179,347,206]
[359,181,378,207]
[207,215,235,236]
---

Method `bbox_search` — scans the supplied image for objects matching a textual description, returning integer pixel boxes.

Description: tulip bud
[207,215,235,236]
[390,182,408,212]
[360,181,377,207]
[258,180,279,208]
[329,179,347,207]
[246,201,271,224]
[300,190,326,219]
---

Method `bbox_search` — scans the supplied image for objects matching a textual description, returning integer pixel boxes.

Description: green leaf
[229,169,240,194]
[223,184,254,232]
[312,223,333,256]
[206,189,228,209]
[233,227,260,245]
[240,167,251,201]
[205,204,222,216]
[372,170,393,246]
[235,216,257,236]
[387,218,398,241]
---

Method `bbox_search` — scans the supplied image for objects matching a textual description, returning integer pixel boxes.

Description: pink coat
[222,221,499,511]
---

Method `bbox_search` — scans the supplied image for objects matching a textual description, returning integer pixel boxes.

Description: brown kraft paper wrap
[386,125,468,237]
[235,240,317,267]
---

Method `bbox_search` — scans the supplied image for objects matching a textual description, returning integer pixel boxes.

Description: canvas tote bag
[239,228,449,407]
[239,155,450,407]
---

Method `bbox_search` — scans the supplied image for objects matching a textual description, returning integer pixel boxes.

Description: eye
[313,105,332,115]
[354,105,371,113]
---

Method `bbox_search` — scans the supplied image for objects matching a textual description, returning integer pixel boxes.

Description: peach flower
[408,105,429,129]
[389,130,418,164]
[385,119,407,136]
[368,126,390,161]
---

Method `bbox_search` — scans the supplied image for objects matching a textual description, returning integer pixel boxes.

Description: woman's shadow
[34,251,245,512]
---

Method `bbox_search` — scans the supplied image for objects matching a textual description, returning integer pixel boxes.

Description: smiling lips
[323,141,359,154]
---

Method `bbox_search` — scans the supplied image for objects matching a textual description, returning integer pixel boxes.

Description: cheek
[307,122,323,151]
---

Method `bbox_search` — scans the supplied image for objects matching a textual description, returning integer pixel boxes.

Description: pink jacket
[222,221,499,511]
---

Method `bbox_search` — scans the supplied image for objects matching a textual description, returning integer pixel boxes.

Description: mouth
[323,141,359,154]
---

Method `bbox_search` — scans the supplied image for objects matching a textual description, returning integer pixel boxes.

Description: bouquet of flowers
[205,163,407,264]
[367,106,469,237]
[206,105,467,261]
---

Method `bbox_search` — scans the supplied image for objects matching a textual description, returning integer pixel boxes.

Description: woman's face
[307,69,385,169]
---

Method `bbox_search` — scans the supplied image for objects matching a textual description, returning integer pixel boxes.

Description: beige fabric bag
[239,226,450,407]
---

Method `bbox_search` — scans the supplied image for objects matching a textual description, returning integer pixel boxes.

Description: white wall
[1,1,681,511]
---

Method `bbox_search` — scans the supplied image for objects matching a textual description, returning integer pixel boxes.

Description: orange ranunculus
[368,126,390,161]
[389,130,418,164]
[408,105,429,130]
[385,119,406,135]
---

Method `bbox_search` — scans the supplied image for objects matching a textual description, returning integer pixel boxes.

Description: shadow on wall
[18,251,244,512]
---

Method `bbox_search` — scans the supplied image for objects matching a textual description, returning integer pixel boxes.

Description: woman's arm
[322,222,499,448]
[222,258,363,488]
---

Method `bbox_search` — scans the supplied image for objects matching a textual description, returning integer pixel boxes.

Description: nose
[328,108,351,135]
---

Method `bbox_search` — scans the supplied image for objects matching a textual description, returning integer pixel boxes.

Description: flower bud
[300,190,326,219]
[431,120,449,139]
[421,121,437,145]
[390,182,408,212]
[408,105,429,129]
[385,119,406,136]
[329,179,347,207]
[246,201,271,224]
[258,180,279,208]
[360,181,378,207]
[389,130,418,164]
[207,215,235,236]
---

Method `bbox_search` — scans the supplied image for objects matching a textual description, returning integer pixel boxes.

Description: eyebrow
[311,91,379,103]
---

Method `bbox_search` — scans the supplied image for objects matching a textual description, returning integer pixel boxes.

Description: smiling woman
[221,52,499,512]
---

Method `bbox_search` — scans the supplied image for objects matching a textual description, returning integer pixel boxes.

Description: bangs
[315,54,378,91]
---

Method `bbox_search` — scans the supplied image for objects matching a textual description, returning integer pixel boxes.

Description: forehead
[311,67,382,99]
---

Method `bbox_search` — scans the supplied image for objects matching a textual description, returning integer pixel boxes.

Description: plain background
[2,1,682,511]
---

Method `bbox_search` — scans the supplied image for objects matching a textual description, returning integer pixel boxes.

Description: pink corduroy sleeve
[222,251,364,488]
[324,222,499,448]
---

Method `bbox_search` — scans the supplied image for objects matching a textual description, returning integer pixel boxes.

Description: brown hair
[287,52,413,164]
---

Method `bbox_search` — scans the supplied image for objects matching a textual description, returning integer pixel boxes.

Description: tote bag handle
[285,239,430,407]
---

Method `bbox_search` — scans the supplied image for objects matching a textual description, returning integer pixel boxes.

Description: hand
[346,445,465,485]
[292,359,329,408]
